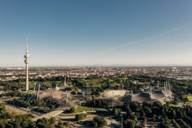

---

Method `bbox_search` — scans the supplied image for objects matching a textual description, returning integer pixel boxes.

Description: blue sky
[0,0,192,66]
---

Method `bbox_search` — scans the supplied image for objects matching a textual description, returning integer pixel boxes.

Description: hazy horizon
[1,64,192,68]
[0,0,192,67]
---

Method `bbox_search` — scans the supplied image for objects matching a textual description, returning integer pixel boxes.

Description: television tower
[24,43,29,91]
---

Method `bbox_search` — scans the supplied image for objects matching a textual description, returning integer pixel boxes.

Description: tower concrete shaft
[24,44,29,91]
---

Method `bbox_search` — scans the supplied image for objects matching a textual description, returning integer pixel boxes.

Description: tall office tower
[24,44,29,91]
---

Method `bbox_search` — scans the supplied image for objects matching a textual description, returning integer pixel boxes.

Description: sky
[0,0,192,67]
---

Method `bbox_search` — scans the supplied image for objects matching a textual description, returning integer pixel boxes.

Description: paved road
[32,107,70,121]
[33,109,64,121]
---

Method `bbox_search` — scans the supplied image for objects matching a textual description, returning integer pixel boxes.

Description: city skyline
[0,0,192,67]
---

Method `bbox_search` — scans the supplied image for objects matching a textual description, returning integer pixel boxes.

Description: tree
[93,116,107,127]
[36,118,55,128]
[55,121,65,128]
[112,108,121,118]
[75,114,86,121]
[124,119,136,128]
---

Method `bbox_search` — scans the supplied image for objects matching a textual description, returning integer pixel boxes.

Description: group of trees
[0,117,65,128]
[121,101,192,128]
[84,98,112,108]
[0,103,66,128]
[173,80,192,102]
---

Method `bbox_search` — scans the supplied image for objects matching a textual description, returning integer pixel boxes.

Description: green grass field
[74,106,95,113]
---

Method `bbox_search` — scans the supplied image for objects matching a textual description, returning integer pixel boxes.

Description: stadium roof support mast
[24,42,29,91]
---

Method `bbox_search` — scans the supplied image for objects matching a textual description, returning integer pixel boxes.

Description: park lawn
[74,106,95,113]
[85,79,103,87]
